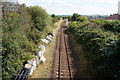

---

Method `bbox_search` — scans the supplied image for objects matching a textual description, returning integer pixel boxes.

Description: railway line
[51,21,78,79]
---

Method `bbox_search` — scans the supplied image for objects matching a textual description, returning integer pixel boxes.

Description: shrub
[69,19,120,79]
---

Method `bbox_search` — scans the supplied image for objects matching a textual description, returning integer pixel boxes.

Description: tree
[51,14,55,18]
[28,6,51,31]
[76,16,88,22]
[71,13,81,21]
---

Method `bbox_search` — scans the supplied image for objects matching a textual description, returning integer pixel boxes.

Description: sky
[18,0,120,15]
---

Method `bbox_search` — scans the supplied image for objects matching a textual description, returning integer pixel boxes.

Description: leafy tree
[76,16,88,22]
[51,14,55,18]
[51,14,60,23]
[71,13,81,21]
[2,4,55,78]
[28,6,52,31]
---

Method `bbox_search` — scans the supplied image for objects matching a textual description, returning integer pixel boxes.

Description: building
[106,1,120,20]
[106,14,119,20]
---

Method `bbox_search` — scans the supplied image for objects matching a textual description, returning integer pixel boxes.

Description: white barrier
[29,66,34,75]
[35,56,39,65]
[37,50,43,57]
[37,45,45,57]
[41,38,49,45]
[40,55,46,63]
[25,58,37,75]
[38,45,44,49]
[48,35,53,38]
[24,33,55,75]
[46,36,52,42]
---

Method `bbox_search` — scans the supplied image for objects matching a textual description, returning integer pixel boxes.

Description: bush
[2,4,54,78]
[69,19,120,79]
[103,20,120,33]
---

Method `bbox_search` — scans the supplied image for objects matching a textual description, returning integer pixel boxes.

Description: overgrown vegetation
[103,20,120,33]
[51,14,60,23]
[69,13,120,79]
[2,4,55,78]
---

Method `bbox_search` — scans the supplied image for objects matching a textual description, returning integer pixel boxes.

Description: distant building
[118,15,120,20]
[106,1,120,20]
[105,14,119,20]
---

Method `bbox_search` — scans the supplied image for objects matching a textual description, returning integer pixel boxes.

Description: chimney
[118,1,120,20]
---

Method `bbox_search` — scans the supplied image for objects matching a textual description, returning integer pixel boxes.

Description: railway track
[58,26,72,79]
[51,21,77,79]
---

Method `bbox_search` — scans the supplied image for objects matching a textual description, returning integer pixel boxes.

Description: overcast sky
[18,0,120,15]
